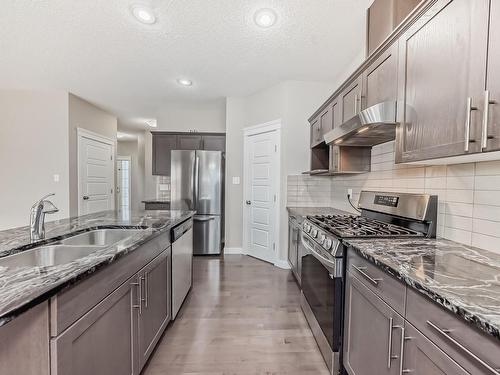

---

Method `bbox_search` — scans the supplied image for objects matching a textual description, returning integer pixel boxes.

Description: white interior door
[243,128,280,264]
[78,131,115,215]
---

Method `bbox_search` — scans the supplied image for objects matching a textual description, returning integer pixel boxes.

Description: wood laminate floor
[143,254,330,375]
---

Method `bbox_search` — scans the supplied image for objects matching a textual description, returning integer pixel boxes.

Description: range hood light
[334,139,343,145]
[357,126,370,134]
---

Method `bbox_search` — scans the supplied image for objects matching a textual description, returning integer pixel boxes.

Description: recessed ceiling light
[254,8,277,28]
[145,119,157,127]
[177,78,193,87]
[131,5,156,24]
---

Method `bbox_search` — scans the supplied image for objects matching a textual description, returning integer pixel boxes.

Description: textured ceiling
[0,0,371,130]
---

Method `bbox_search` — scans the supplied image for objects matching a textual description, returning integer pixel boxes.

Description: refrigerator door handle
[194,216,216,222]
[194,154,200,209]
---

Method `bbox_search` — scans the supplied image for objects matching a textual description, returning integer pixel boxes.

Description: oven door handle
[301,233,337,275]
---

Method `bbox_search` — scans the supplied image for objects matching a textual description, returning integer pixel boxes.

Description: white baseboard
[274,259,291,269]
[223,247,243,254]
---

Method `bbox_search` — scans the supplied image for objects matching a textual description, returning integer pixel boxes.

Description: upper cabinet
[152,132,226,176]
[367,0,421,55]
[395,0,490,163]
[363,42,398,107]
[485,3,500,152]
[340,75,364,123]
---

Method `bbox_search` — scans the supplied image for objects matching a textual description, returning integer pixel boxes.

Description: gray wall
[0,90,70,230]
[224,81,335,261]
[68,94,117,216]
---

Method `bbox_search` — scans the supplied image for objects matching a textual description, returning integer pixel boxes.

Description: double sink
[0,229,146,269]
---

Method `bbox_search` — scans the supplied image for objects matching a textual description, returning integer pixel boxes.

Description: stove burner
[307,214,424,238]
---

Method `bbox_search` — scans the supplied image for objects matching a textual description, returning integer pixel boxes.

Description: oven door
[300,232,342,352]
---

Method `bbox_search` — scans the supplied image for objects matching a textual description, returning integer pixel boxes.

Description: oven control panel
[374,194,399,207]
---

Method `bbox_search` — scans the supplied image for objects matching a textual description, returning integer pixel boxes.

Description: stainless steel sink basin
[0,245,103,268]
[60,229,145,246]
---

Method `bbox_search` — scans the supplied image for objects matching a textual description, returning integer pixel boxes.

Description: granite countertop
[0,209,194,326]
[142,199,171,204]
[345,238,500,341]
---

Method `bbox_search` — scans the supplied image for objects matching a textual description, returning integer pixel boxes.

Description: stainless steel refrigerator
[171,150,223,255]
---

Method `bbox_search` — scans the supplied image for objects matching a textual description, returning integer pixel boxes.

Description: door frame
[116,155,132,209]
[77,128,116,215]
[242,119,282,265]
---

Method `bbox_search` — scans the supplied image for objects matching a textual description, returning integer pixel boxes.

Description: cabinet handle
[397,326,405,375]
[464,97,478,152]
[427,320,500,375]
[354,94,359,114]
[131,280,142,315]
[482,90,497,150]
[144,271,149,308]
[387,317,394,368]
[140,275,146,307]
[352,265,382,286]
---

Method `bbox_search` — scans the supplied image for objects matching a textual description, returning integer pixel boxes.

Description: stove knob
[323,239,333,250]
[311,229,318,238]
[304,223,311,233]
[319,234,326,244]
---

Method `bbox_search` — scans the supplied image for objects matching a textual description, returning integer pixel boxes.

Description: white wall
[0,90,70,230]
[68,94,117,216]
[224,81,334,261]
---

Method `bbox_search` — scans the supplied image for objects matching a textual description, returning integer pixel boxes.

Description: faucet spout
[30,193,59,242]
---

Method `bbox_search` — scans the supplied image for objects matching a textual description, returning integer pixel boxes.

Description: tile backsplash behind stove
[156,176,171,201]
[287,141,500,254]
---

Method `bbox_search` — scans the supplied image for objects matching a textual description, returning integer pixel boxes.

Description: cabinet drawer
[406,287,500,375]
[347,249,406,315]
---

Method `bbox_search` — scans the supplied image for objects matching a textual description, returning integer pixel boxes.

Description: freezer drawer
[193,215,221,255]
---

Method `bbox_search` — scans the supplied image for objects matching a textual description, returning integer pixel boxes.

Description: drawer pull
[131,280,142,315]
[427,320,500,375]
[387,317,394,368]
[352,265,382,286]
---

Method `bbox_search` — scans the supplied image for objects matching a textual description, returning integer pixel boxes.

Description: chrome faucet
[30,193,59,242]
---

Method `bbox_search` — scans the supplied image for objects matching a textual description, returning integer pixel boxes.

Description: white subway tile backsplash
[287,141,500,253]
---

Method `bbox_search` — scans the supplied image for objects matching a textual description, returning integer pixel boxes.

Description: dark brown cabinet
[402,323,469,375]
[177,135,203,150]
[395,0,490,162]
[152,134,177,176]
[136,250,170,371]
[51,280,136,375]
[364,42,398,108]
[485,2,500,152]
[341,75,364,123]
[366,0,420,55]
[343,271,404,375]
[310,117,322,147]
[152,132,226,175]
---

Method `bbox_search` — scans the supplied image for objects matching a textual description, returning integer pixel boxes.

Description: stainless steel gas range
[299,191,438,375]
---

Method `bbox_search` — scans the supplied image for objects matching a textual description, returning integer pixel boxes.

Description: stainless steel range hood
[324,101,397,147]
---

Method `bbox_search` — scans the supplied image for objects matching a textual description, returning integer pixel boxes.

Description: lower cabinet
[51,248,172,375]
[135,250,171,372]
[403,323,469,375]
[287,217,300,283]
[51,280,135,375]
[343,272,404,375]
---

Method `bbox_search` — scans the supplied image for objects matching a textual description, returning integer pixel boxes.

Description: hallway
[143,255,329,375]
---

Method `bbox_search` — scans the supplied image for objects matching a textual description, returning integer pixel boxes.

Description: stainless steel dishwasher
[171,218,193,319]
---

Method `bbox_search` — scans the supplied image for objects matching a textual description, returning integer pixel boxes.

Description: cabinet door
[364,42,398,108]
[152,134,177,176]
[202,135,226,151]
[341,75,363,123]
[287,221,298,274]
[51,280,135,375]
[319,105,333,136]
[138,250,170,370]
[343,272,403,375]
[485,3,500,152]
[332,99,341,129]
[395,0,489,162]
[177,135,203,150]
[310,117,321,147]
[402,323,469,375]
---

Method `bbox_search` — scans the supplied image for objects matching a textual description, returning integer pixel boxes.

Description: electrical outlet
[53,174,60,183]
[347,188,353,199]
[232,177,241,185]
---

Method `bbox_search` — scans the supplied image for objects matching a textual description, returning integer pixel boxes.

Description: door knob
[246,200,251,205]
[83,196,90,201]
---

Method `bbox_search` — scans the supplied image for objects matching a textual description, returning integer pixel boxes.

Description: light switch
[53,174,60,182]
[232,177,240,185]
